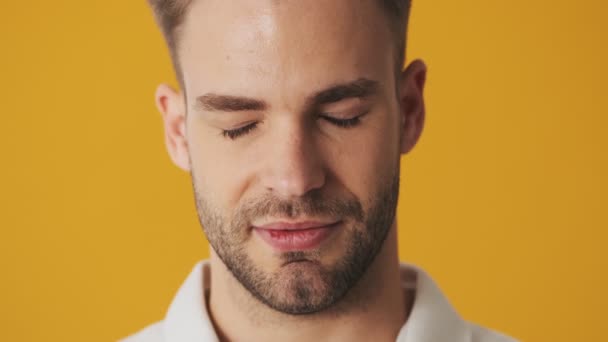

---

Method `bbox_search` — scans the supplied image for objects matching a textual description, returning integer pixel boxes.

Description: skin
[154,0,426,341]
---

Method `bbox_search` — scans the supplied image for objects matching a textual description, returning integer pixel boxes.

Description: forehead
[178,0,395,102]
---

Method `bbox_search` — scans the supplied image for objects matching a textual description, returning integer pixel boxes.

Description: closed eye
[221,121,259,140]
[320,110,369,128]
[220,111,369,140]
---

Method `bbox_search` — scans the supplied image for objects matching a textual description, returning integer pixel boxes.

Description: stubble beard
[192,171,400,316]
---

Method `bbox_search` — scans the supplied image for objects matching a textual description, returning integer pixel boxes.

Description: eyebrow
[195,94,267,112]
[307,78,379,107]
[194,78,379,113]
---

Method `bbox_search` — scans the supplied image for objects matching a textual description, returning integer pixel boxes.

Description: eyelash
[320,115,362,128]
[221,122,259,140]
[221,112,367,140]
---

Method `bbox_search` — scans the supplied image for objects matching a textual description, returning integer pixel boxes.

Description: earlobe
[398,59,427,155]
[155,83,191,171]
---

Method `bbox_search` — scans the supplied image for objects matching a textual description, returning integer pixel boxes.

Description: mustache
[233,191,364,225]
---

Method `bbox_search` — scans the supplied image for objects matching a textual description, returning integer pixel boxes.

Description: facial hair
[192,172,399,315]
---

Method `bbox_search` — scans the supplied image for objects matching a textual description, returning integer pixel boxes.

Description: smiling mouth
[253,221,341,252]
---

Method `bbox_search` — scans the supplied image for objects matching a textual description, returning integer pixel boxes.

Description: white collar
[162,260,472,342]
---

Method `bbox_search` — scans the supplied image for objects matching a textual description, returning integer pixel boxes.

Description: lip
[254,221,337,230]
[253,221,340,252]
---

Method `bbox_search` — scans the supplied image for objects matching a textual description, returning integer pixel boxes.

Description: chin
[263,260,336,314]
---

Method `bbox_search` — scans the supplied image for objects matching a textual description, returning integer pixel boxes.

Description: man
[124,0,517,341]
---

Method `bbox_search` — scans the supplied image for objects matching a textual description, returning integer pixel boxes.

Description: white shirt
[122,260,517,342]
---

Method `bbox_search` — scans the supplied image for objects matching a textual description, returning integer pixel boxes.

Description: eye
[221,121,259,140]
[320,111,369,128]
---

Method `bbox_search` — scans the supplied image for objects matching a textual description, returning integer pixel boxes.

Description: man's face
[166,0,416,314]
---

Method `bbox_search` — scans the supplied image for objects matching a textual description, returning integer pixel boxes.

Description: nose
[260,120,326,198]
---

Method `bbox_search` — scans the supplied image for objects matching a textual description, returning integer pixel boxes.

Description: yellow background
[1,0,606,341]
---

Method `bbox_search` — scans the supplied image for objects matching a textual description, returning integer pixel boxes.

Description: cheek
[327,112,400,204]
[187,123,258,212]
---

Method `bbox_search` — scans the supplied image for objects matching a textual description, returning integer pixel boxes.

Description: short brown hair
[148,0,412,85]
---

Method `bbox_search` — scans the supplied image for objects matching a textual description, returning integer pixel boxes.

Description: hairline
[149,0,411,88]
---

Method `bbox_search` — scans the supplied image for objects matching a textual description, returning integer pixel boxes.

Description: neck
[207,224,410,342]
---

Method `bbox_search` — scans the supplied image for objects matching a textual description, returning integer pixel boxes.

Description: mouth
[253,220,341,252]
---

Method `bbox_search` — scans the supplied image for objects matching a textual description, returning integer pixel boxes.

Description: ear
[155,83,190,171]
[398,59,427,155]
